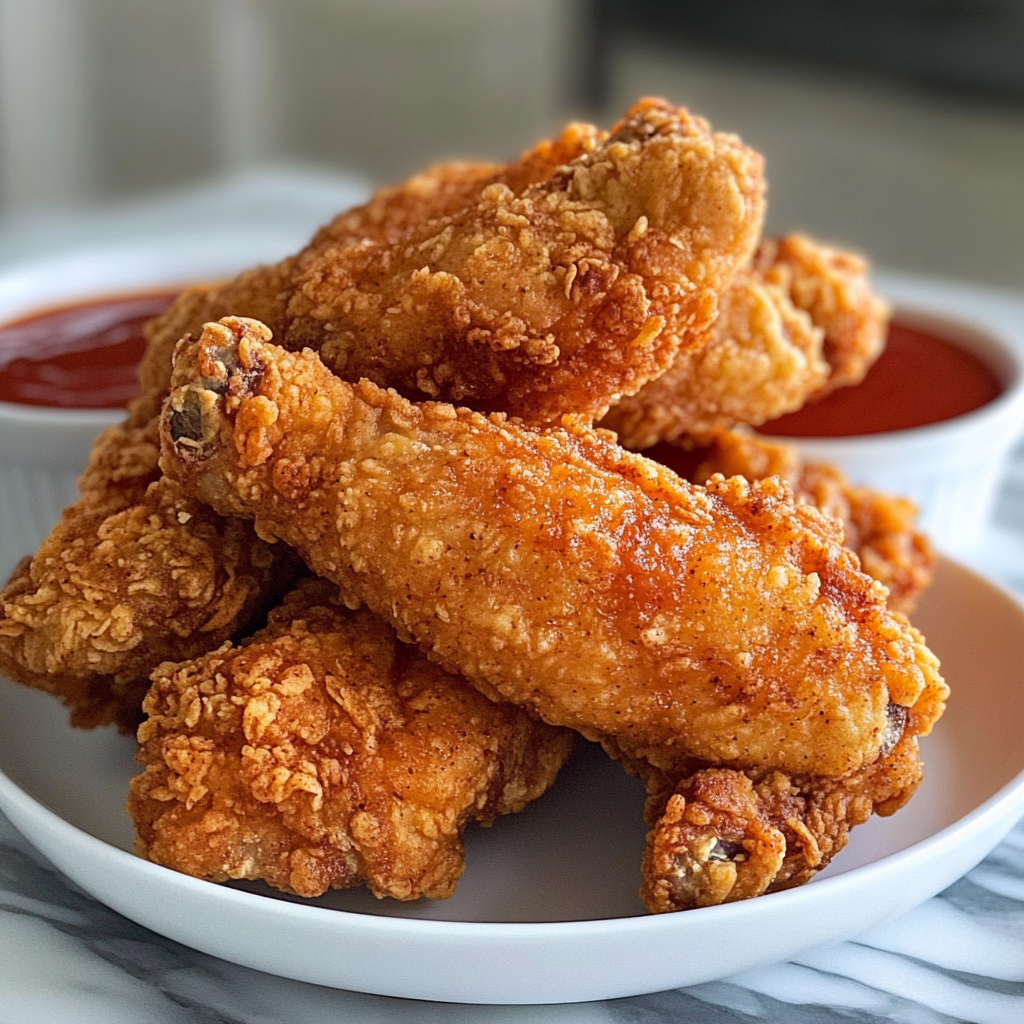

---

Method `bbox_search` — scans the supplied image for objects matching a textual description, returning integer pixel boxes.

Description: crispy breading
[602,234,890,448]
[148,122,607,379]
[285,99,763,424]
[0,417,297,732]
[754,233,890,394]
[160,318,943,783]
[129,577,573,900]
[603,261,828,447]
[685,430,936,615]
[629,430,940,910]
[0,99,764,730]
[638,726,926,912]
[0,258,303,732]
[149,99,765,426]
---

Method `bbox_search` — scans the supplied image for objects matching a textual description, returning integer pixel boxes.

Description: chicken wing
[0,265,303,732]
[602,234,890,448]
[757,234,890,394]
[638,726,927,911]
[0,441,299,733]
[160,318,943,783]
[129,576,573,900]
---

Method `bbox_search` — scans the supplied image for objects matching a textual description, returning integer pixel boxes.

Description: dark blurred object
[583,0,1024,108]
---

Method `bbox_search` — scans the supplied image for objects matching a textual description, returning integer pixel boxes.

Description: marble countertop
[2,176,1024,1023]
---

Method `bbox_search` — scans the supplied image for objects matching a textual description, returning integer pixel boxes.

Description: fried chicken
[757,234,890,394]
[153,98,765,426]
[129,577,573,900]
[0,417,299,732]
[0,256,308,734]
[160,318,943,785]
[602,234,890,449]
[1,99,763,731]
[631,429,941,909]
[648,430,936,616]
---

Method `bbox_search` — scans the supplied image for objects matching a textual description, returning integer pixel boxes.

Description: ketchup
[0,292,178,408]
[761,321,1004,437]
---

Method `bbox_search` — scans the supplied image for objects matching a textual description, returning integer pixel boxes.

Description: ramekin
[759,305,1024,554]
[0,231,300,576]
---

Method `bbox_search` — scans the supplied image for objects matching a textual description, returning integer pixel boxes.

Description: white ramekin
[0,231,301,576]
[759,305,1024,554]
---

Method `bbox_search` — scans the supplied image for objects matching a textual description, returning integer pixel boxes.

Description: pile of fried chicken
[0,99,946,914]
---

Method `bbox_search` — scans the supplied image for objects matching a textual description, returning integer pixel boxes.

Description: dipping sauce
[0,292,178,408]
[760,321,1004,437]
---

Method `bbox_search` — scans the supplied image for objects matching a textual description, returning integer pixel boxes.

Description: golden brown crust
[754,233,890,394]
[285,99,764,424]
[160,318,943,781]
[0,98,765,730]
[129,577,573,900]
[602,234,890,449]
[0,256,303,731]
[639,728,926,912]
[146,99,765,427]
[603,263,828,447]
[688,430,936,616]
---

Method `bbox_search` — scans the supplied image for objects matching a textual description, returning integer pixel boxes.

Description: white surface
[1,558,1022,1004]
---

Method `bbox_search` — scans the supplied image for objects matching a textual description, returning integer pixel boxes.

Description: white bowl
[0,231,302,575]
[759,300,1024,555]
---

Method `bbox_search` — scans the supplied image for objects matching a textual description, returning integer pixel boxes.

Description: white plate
[2,558,1024,1003]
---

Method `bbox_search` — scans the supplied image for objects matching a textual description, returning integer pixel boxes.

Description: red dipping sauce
[0,292,178,409]
[761,321,1004,437]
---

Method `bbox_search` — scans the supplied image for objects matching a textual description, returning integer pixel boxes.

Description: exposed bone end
[640,770,787,913]
[162,317,274,463]
[166,385,220,454]
[195,317,271,396]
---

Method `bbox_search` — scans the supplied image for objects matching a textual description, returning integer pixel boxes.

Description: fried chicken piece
[631,432,943,910]
[0,418,298,732]
[620,598,946,912]
[285,98,764,424]
[638,725,927,911]
[602,234,890,448]
[151,98,765,426]
[602,258,829,448]
[649,430,936,616]
[0,275,301,732]
[150,122,608,375]
[129,577,573,900]
[161,318,943,784]
[757,234,890,394]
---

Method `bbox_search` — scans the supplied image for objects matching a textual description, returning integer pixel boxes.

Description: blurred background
[1,0,1024,286]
